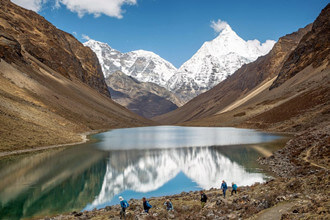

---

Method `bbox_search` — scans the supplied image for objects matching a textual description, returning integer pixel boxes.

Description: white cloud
[55,0,137,18]
[82,34,91,41]
[210,19,228,33]
[12,0,137,18]
[72,31,77,36]
[247,39,276,54]
[11,0,47,12]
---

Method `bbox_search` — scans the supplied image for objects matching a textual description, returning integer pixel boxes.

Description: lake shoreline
[0,129,106,158]
[40,124,329,220]
[0,125,291,159]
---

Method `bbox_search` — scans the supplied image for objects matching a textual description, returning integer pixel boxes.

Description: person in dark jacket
[231,182,238,195]
[200,191,207,208]
[164,199,174,211]
[221,180,228,198]
[142,197,152,213]
[119,196,129,219]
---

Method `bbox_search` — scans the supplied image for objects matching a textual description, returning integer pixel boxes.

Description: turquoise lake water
[0,126,285,219]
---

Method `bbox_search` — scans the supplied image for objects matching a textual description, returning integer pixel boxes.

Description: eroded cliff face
[271,4,330,89]
[0,0,110,97]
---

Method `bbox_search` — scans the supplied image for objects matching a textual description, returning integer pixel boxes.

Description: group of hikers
[200,180,238,207]
[118,180,237,219]
[119,196,173,219]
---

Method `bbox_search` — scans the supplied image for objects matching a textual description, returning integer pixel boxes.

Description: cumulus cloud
[210,19,229,33]
[247,39,276,54]
[13,0,137,18]
[55,0,137,18]
[82,34,91,41]
[11,0,47,12]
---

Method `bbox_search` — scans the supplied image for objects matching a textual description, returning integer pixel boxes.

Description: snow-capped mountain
[84,40,177,88]
[167,24,276,102]
[84,24,275,104]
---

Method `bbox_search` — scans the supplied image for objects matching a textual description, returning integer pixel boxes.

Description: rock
[105,206,112,211]
[181,205,190,211]
[227,213,237,219]
[206,210,214,218]
[74,212,83,217]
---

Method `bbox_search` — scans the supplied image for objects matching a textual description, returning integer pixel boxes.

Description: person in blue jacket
[231,182,238,195]
[119,196,129,219]
[142,197,152,213]
[221,180,228,198]
[164,199,174,211]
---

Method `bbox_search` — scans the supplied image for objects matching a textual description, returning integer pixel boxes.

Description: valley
[0,0,329,219]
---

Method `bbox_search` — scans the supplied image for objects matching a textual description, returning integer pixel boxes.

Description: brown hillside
[159,4,330,133]
[153,24,312,124]
[270,4,330,89]
[0,0,154,153]
[0,0,109,97]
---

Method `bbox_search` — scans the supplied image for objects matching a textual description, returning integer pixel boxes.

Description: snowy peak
[169,24,276,102]
[84,40,177,87]
[84,24,276,103]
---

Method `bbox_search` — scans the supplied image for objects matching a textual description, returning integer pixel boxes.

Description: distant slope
[84,40,184,117]
[0,0,153,152]
[107,71,180,118]
[155,4,329,133]
[154,24,312,124]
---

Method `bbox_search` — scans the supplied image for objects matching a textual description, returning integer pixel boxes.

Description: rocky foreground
[43,124,329,220]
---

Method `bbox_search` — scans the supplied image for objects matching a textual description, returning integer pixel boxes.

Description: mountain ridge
[153,23,313,126]
[85,25,275,103]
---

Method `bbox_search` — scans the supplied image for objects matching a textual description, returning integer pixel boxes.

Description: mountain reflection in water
[0,126,283,219]
[90,147,265,209]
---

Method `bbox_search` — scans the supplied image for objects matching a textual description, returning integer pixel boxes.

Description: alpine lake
[0,126,289,219]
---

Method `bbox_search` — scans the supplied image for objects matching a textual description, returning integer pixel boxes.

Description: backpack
[125,201,129,208]
[146,201,152,208]
[122,200,129,208]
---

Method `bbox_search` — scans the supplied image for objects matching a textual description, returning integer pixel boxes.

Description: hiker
[200,191,207,208]
[231,182,238,195]
[164,199,174,211]
[142,197,152,213]
[221,180,228,198]
[119,196,129,219]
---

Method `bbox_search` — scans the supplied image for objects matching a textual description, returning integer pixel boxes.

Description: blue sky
[13,0,329,67]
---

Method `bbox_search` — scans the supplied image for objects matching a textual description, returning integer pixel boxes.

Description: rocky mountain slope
[84,40,177,88]
[168,24,276,102]
[1,1,110,97]
[107,71,181,118]
[155,5,329,134]
[0,0,153,152]
[85,27,274,104]
[153,23,313,126]
[270,5,330,89]
[84,40,183,117]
